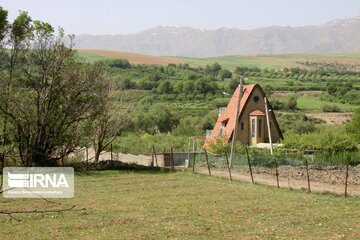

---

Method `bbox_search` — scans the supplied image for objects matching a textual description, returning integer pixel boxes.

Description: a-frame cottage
[205,84,283,147]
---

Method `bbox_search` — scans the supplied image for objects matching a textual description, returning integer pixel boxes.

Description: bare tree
[88,75,132,162]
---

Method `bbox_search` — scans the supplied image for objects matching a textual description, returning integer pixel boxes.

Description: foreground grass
[1,170,360,239]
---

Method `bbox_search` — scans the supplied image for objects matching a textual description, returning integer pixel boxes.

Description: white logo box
[3,167,74,198]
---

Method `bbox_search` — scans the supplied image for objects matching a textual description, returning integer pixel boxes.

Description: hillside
[178,53,360,70]
[77,49,180,65]
[74,16,360,57]
[77,49,360,71]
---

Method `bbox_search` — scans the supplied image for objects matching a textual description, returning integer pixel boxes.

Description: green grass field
[76,52,109,62]
[1,170,360,239]
[178,53,360,70]
[297,95,358,111]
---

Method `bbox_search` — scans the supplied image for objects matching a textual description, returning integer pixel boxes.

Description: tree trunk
[0,154,4,173]
[94,149,101,163]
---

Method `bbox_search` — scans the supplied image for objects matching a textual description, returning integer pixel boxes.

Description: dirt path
[195,167,360,197]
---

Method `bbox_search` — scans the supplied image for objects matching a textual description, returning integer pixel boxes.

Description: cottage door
[249,116,257,145]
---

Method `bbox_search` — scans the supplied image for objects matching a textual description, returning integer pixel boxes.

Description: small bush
[322,104,341,112]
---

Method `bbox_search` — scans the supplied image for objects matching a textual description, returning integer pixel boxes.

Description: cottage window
[251,119,255,137]
[241,122,244,130]
[258,119,262,137]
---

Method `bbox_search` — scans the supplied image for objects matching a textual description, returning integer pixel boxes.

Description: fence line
[184,147,360,197]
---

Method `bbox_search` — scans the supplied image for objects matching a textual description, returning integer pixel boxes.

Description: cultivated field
[178,53,360,70]
[77,49,180,65]
[77,50,360,70]
[1,170,360,239]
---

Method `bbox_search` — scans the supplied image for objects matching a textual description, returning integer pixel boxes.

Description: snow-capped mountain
[74,16,360,57]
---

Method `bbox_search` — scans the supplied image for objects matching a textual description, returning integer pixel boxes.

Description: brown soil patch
[77,49,181,65]
[306,112,353,125]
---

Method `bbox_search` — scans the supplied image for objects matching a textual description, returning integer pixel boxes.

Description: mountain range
[74,16,360,57]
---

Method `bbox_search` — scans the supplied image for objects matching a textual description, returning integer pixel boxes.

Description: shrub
[284,95,297,111]
[217,69,232,80]
[322,104,341,112]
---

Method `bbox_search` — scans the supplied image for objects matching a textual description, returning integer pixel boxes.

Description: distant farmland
[77,49,360,71]
[77,49,180,65]
[177,53,360,70]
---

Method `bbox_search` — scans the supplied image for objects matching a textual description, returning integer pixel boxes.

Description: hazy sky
[2,0,360,35]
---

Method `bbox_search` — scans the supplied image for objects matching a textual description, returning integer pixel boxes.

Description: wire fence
[188,148,360,197]
[2,142,360,197]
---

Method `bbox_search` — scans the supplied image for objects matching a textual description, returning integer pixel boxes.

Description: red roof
[205,85,255,145]
[249,110,265,116]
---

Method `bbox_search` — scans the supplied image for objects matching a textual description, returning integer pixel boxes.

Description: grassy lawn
[1,170,360,239]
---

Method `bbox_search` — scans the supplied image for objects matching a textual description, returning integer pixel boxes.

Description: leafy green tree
[196,78,212,98]
[269,98,284,110]
[183,80,195,96]
[217,69,232,80]
[173,81,184,93]
[173,117,198,136]
[107,59,131,69]
[263,85,273,96]
[346,109,360,142]
[1,10,33,168]
[137,80,156,90]
[205,62,222,77]
[0,17,103,166]
[134,104,179,134]
[157,80,173,94]
[322,104,341,112]
[284,95,297,111]
[87,75,132,162]
[0,6,8,42]
[327,83,338,96]
[228,78,238,92]
[118,78,135,90]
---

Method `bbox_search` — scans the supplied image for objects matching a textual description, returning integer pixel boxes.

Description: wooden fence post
[86,148,89,169]
[192,142,196,173]
[110,143,113,167]
[151,149,154,167]
[304,156,311,193]
[204,149,211,176]
[245,147,255,184]
[274,156,280,188]
[170,146,175,170]
[345,159,349,198]
[152,146,158,167]
[188,140,191,167]
[224,152,232,181]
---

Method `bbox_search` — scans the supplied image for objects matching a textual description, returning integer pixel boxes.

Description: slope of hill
[77,49,180,65]
[77,48,360,71]
[178,53,360,70]
[74,16,360,57]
